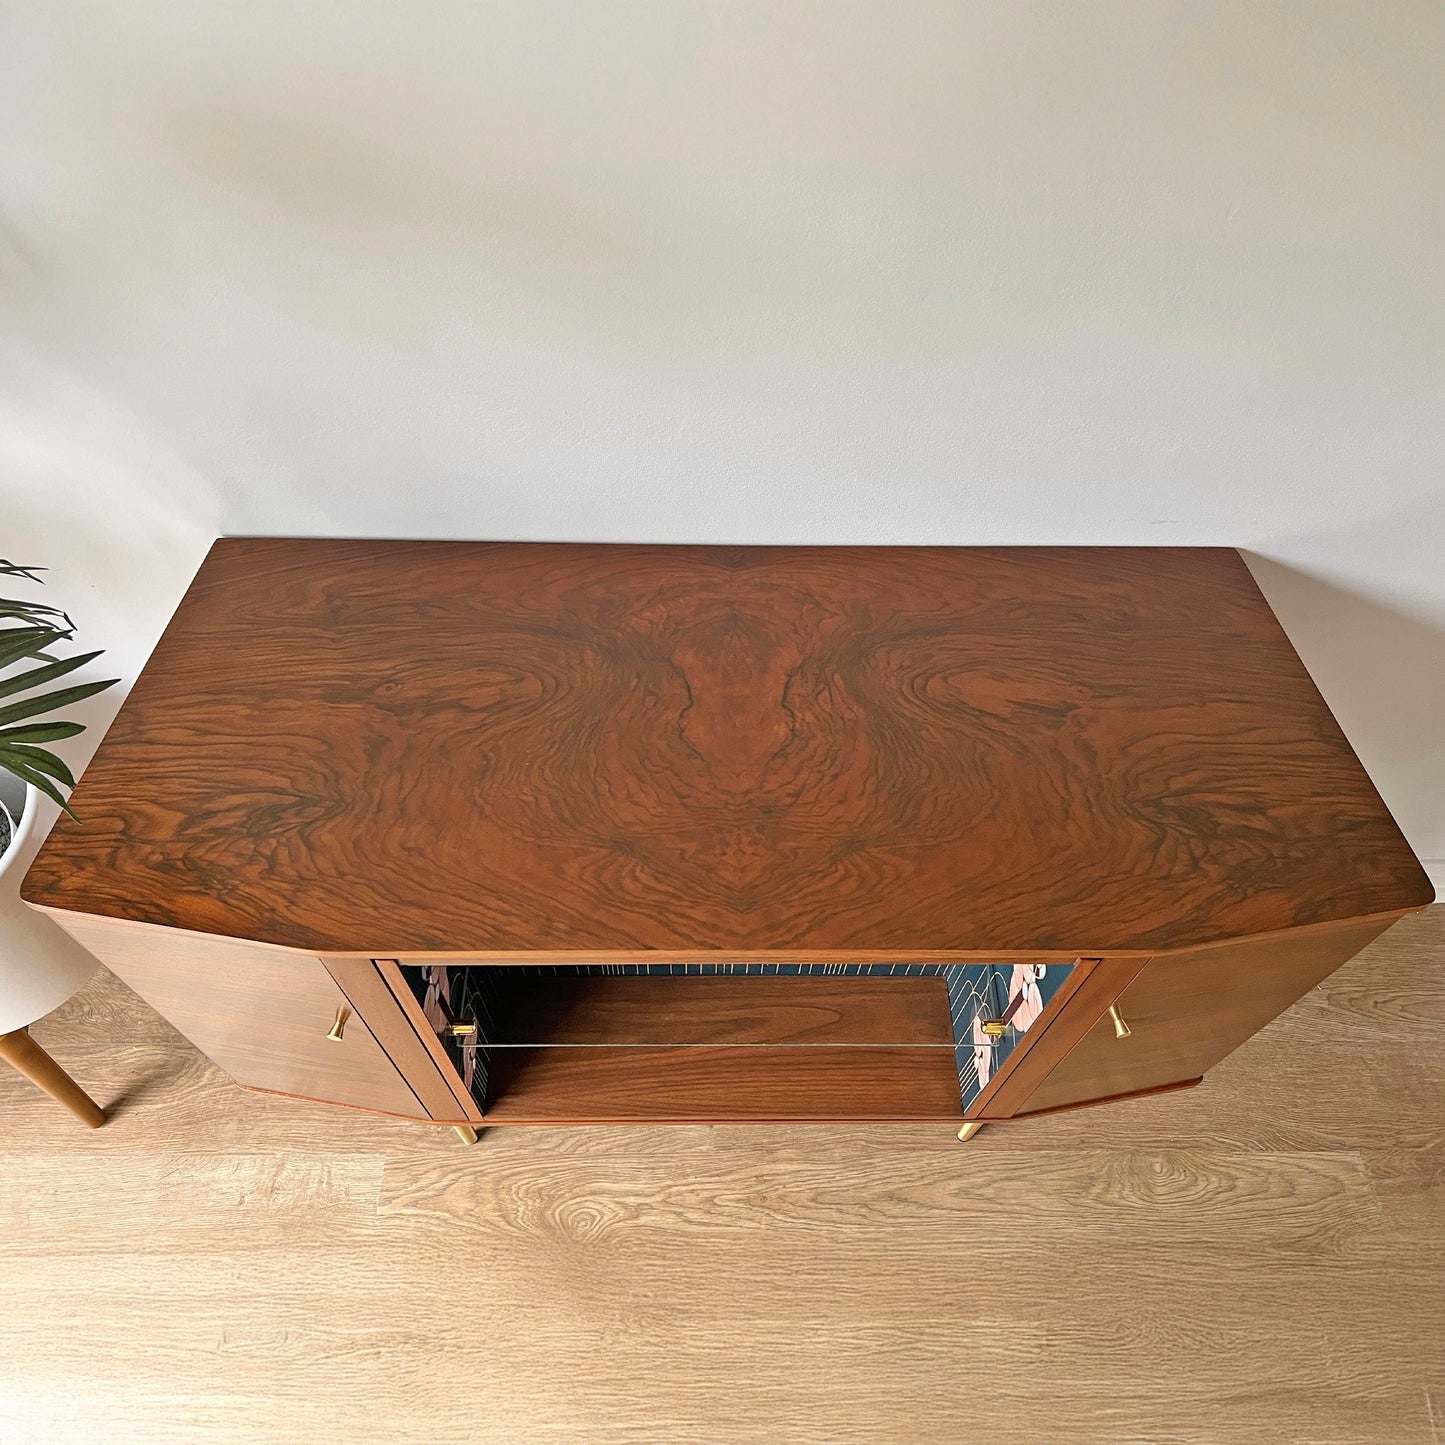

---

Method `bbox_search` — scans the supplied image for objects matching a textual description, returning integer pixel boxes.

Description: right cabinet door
[1008,916,1395,1117]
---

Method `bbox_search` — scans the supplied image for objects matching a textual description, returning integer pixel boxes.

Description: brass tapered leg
[956,1120,985,1143]
[452,1125,479,1144]
[0,1027,106,1128]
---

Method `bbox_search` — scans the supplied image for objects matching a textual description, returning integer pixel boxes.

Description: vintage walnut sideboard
[21,541,1434,1144]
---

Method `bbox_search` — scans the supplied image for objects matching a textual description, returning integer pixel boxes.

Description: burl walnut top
[23,541,1431,957]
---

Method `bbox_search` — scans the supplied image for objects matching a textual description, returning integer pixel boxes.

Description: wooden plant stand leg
[0,1027,106,1128]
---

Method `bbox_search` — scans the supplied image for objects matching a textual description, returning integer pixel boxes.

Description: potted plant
[0,560,118,1128]
[0,559,119,856]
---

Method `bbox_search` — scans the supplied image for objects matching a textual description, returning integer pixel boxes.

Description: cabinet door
[1005,917,1395,1117]
[49,913,428,1120]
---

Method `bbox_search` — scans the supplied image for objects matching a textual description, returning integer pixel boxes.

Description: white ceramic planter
[0,777,40,880]
[0,779,99,1035]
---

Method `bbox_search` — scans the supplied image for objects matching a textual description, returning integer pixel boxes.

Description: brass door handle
[1107,1004,1132,1039]
[326,1006,349,1042]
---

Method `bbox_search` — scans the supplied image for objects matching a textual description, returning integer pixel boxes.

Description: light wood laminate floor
[2,910,1443,1444]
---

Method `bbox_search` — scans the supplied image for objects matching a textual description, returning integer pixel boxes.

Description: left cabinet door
[45,912,429,1119]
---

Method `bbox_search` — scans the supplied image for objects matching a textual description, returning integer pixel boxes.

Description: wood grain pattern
[376,1141,1377,1250]
[484,1044,965,1121]
[1013,915,1397,1115]
[0,1152,384,1255]
[48,913,428,1120]
[1005,1075,1203,1120]
[0,907,1442,1444]
[0,1027,106,1128]
[21,539,1432,956]
[484,974,955,1046]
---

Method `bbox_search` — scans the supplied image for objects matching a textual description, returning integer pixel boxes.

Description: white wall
[1,0,1441,883]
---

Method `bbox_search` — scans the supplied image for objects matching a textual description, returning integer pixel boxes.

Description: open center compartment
[397,962,1075,1123]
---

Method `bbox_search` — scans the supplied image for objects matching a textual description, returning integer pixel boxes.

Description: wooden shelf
[488,974,954,1047]
[484,1044,965,1123]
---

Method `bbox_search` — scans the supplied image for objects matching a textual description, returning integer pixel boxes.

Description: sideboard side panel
[1005,916,1397,1117]
[45,913,430,1120]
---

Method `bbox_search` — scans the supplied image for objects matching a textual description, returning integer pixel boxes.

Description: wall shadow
[1242,552,1445,880]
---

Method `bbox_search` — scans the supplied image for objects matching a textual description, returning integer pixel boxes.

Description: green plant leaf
[0,649,102,702]
[0,626,68,671]
[0,721,85,743]
[0,599,70,625]
[0,560,74,636]
[0,750,73,816]
[0,742,75,787]
[0,564,109,820]
[0,677,119,728]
